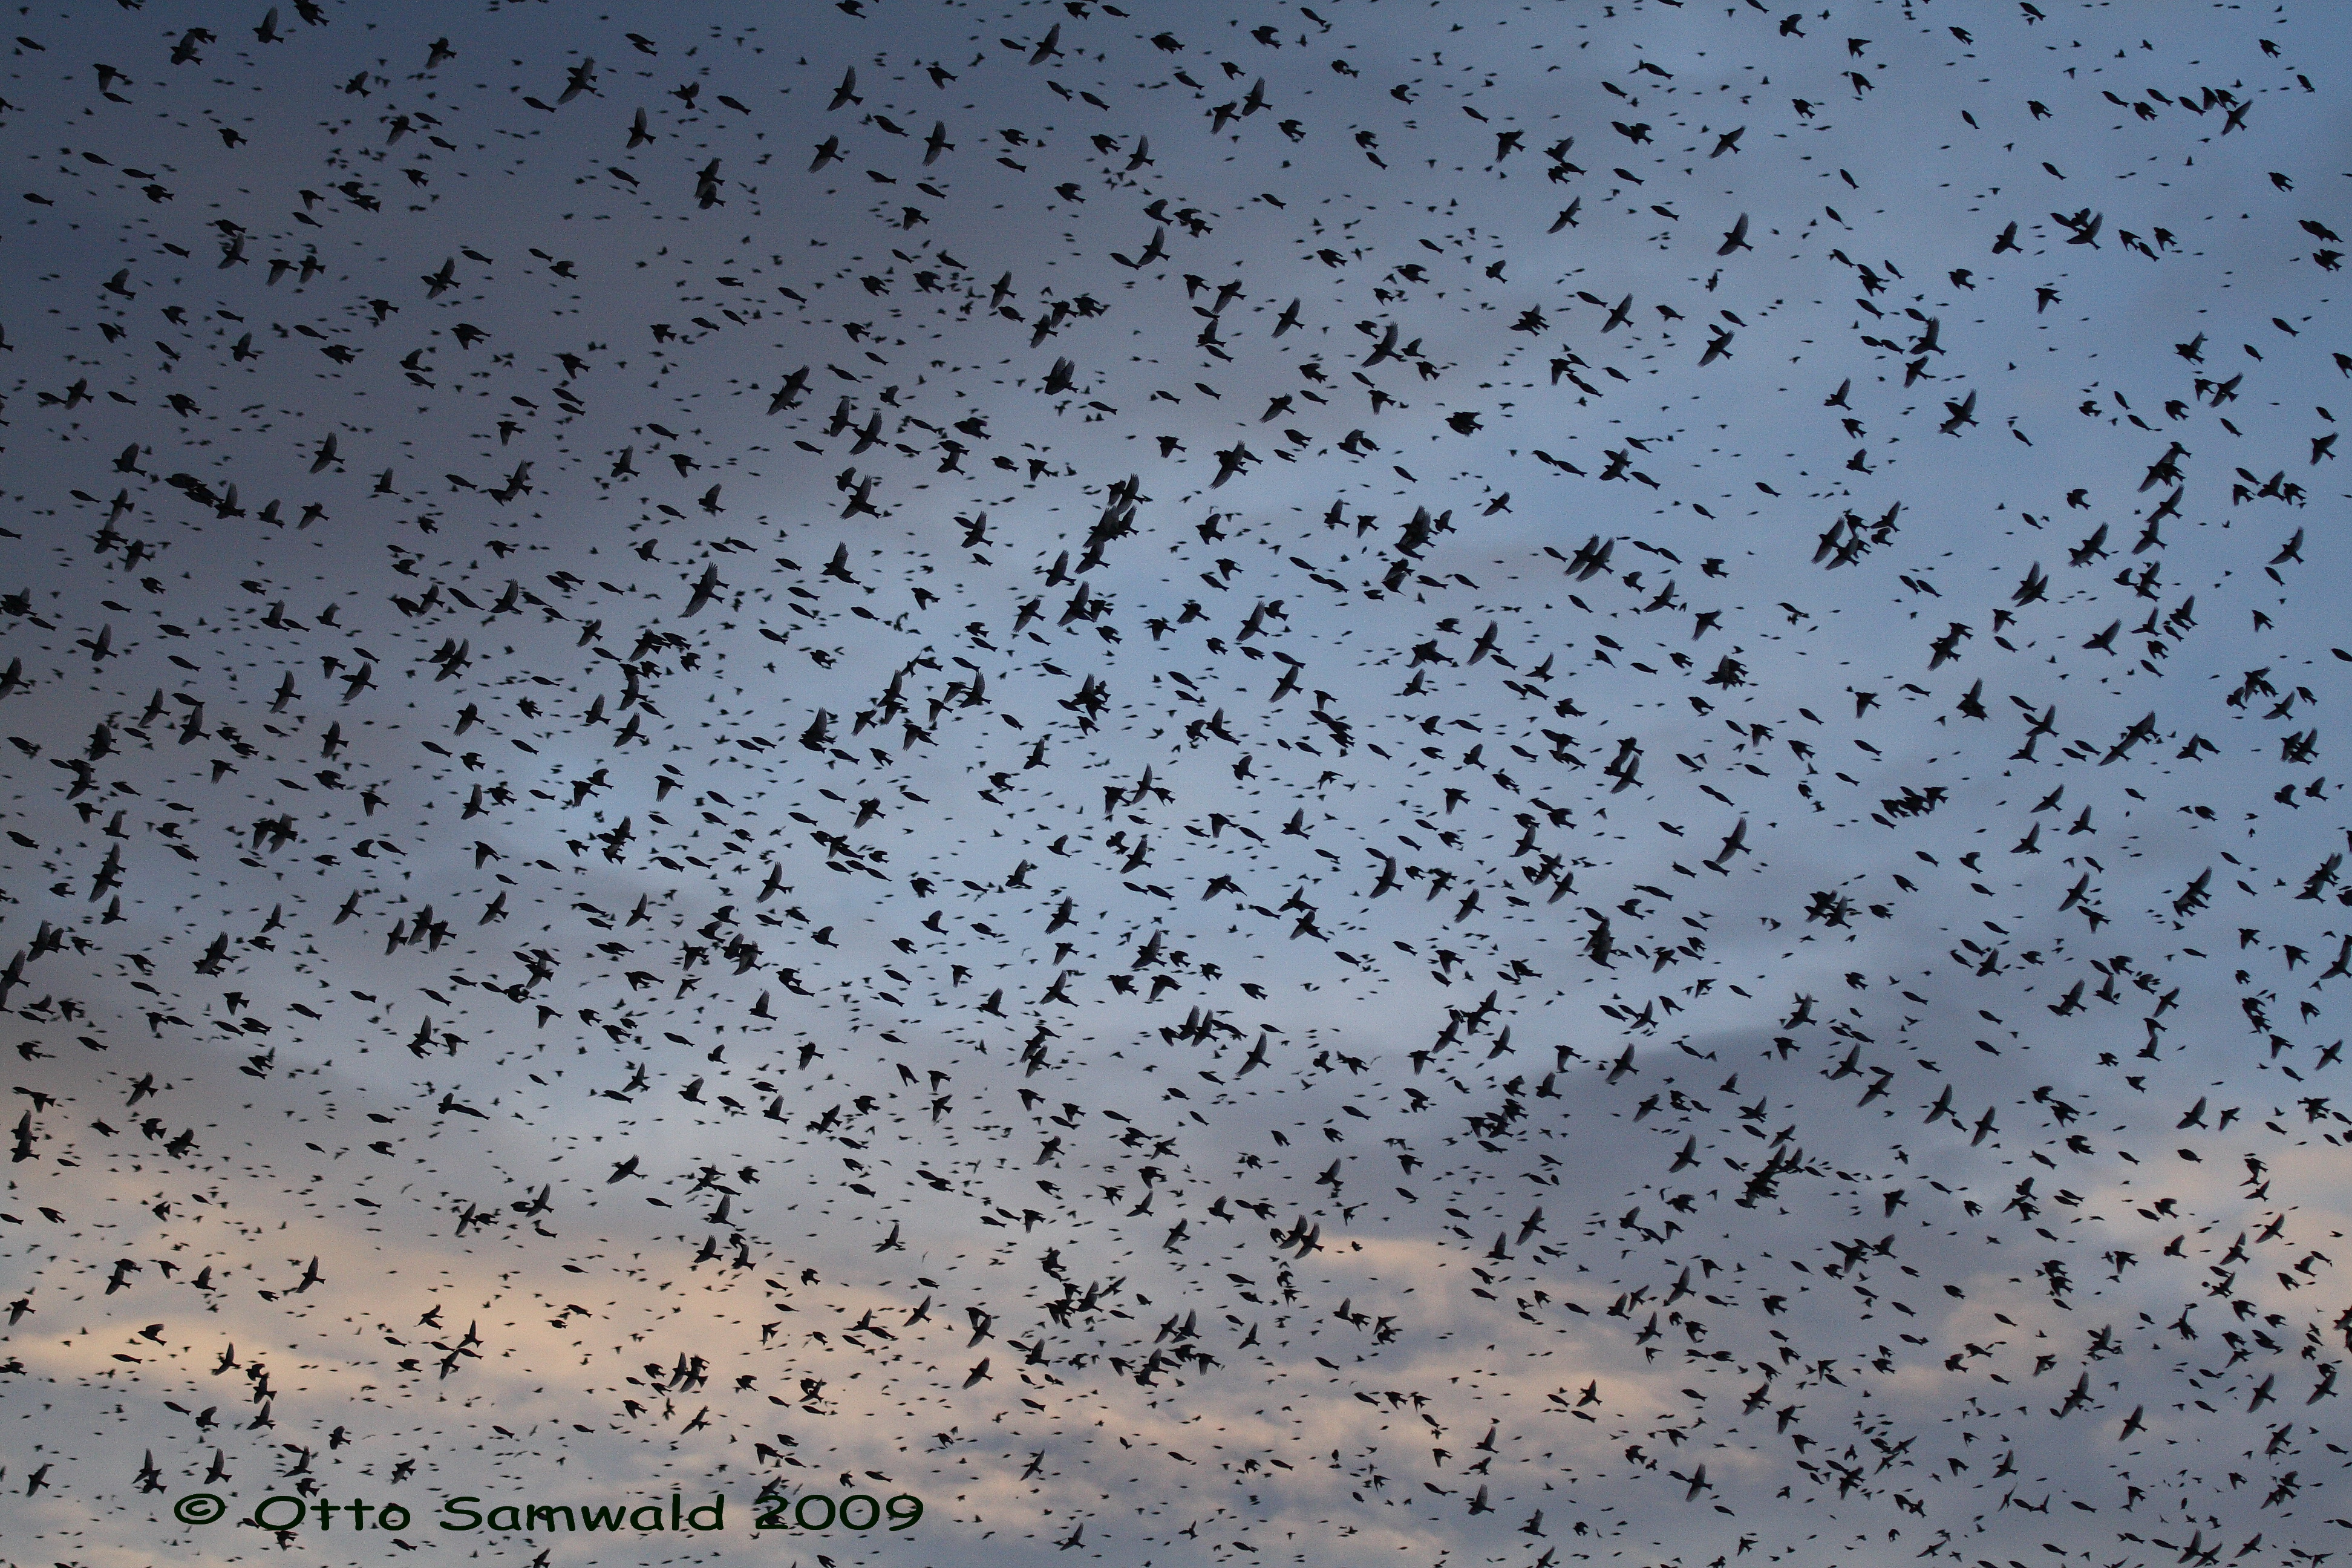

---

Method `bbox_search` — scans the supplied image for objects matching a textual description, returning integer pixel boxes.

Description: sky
[1,1,2349,1566]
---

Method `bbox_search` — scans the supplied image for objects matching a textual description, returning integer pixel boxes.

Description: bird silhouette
[0,7,2334,1567]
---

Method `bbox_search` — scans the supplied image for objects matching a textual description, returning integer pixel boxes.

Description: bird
[0,7,2331,1562]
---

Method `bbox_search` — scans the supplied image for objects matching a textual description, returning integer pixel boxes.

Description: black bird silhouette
[0,7,2335,1563]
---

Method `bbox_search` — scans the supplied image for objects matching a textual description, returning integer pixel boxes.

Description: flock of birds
[0,2,2347,1566]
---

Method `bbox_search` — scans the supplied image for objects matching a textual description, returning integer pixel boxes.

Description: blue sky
[1,2,2348,1566]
